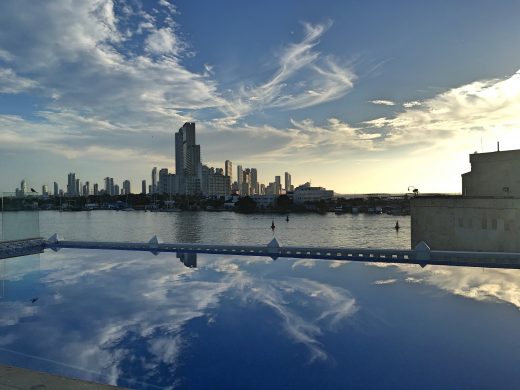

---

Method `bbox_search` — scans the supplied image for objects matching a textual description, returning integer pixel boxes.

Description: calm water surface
[32,210,411,248]
[1,211,520,389]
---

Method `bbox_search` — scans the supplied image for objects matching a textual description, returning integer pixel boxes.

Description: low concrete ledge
[0,364,129,389]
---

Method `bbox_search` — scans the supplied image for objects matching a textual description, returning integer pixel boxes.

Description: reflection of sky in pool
[1,249,520,389]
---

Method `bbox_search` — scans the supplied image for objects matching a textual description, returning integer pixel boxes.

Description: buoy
[286,215,289,222]
[271,220,275,231]
[395,220,400,230]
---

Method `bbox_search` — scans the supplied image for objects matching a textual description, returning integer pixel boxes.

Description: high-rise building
[275,176,281,195]
[151,167,157,194]
[114,184,120,196]
[53,182,59,197]
[142,180,146,195]
[75,179,80,196]
[199,165,231,197]
[175,122,201,195]
[93,183,99,196]
[237,165,243,194]
[251,168,258,195]
[84,181,90,197]
[42,185,49,196]
[104,177,115,196]
[284,172,292,192]
[158,168,169,194]
[67,173,76,196]
[225,160,233,182]
[123,180,131,195]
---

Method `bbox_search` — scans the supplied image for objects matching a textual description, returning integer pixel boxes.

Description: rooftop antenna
[497,141,500,152]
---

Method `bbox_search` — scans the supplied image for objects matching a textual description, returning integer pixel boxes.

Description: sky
[1,0,520,194]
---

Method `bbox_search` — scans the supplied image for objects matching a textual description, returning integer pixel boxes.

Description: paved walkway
[0,365,128,389]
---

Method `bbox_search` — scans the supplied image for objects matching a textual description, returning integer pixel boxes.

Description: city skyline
[1,1,520,193]
[10,121,300,197]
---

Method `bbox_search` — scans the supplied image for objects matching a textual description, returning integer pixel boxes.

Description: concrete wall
[411,197,520,252]
[462,149,520,197]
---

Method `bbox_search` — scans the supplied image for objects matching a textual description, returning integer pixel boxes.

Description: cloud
[145,27,182,55]
[365,70,520,149]
[370,99,395,106]
[402,101,421,108]
[219,21,356,122]
[0,67,38,93]
[373,278,397,285]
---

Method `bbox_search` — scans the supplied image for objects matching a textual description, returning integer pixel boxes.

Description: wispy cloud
[365,70,520,149]
[370,99,395,106]
[0,67,38,93]
[219,21,356,123]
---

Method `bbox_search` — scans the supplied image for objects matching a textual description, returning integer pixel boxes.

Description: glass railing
[1,192,41,241]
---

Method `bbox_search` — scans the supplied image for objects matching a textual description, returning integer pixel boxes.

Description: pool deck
[0,365,129,389]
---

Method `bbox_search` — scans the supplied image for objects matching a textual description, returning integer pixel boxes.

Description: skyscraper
[53,182,59,197]
[142,179,146,195]
[75,179,80,196]
[284,172,292,192]
[93,183,99,196]
[225,160,233,182]
[151,167,157,194]
[237,165,243,195]
[175,122,201,195]
[67,173,76,196]
[123,180,131,195]
[251,168,258,195]
[42,185,49,196]
[158,169,168,194]
[275,176,281,195]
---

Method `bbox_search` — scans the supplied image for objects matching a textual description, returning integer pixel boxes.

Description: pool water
[1,249,520,389]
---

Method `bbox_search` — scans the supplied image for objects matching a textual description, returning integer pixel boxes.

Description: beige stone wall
[462,150,520,197]
[411,197,520,252]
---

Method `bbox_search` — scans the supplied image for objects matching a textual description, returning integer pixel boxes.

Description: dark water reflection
[1,249,520,389]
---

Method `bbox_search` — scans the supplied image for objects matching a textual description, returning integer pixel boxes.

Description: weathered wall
[411,197,520,252]
[462,150,520,197]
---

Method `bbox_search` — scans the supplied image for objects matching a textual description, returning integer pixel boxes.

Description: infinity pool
[1,249,520,389]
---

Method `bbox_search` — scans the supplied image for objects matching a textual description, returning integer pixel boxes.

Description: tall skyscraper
[275,176,281,195]
[53,182,59,197]
[175,122,201,195]
[158,169,168,194]
[84,181,90,196]
[67,173,76,196]
[42,185,49,196]
[151,167,157,194]
[251,168,258,195]
[114,184,120,196]
[237,165,243,195]
[104,177,115,196]
[75,179,80,196]
[93,183,99,196]
[284,172,292,192]
[123,180,131,195]
[142,179,146,195]
[225,160,233,182]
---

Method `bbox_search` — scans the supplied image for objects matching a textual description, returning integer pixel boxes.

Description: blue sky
[1,0,520,194]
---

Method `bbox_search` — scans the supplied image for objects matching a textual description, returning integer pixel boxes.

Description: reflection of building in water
[177,252,197,268]
[412,148,520,252]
